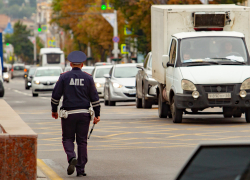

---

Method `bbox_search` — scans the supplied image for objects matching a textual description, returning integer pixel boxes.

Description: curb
[37,159,63,180]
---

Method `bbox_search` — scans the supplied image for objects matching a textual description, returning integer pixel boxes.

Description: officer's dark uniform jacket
[51,67,100,117]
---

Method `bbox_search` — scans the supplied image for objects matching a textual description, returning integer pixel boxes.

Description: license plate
[208,93,231,99]
[128,89,136,95]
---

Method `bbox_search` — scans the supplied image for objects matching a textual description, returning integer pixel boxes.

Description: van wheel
[233,112,242,118]
[245,109,250,123]
[158,88,168,118]
[142,85,152,109]
[171,98,183,123]
[32,93,38,97]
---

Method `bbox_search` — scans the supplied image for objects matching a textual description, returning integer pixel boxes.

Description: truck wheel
[245,109,250,123]
[142,85,152,109]
[32,93,38,97]
[158,89,168,118]
[171,98,183,123]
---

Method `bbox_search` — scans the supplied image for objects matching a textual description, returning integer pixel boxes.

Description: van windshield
[180,37,248,65]
[47,53,61,64]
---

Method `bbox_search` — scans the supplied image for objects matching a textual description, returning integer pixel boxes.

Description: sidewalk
[37,167,48,180]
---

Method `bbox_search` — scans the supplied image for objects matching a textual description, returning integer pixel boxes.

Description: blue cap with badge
[67,51,87,63]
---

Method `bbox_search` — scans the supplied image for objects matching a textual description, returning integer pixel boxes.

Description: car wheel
[158,87,168,118]
[171,98,183,123]
[142,85,152,109]
[136,84,142,108]
[233,109,242,118]
[108,90,116,106]
[32,93,38,97]
[25,85,29,90]
[245,109,250,123]
[104,89,109,106]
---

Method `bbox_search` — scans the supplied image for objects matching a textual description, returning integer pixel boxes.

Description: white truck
[152,5,250,123]
[39,48,65,69]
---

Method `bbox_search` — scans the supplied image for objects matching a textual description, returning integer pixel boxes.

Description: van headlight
[240,78,250,90]
[181,79,197,91]
[34,80,40,85]
[3,74,9,78]
[113,82,123,88]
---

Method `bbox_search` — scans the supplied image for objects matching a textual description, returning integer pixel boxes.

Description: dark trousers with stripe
[61,113,90,174]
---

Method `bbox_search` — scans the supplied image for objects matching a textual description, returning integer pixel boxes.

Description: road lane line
[37,159,63,180]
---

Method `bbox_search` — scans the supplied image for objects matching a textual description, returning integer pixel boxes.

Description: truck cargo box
[151,5,250,84]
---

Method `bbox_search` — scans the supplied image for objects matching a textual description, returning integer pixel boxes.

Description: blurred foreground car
[11,64,25,79]
[136,52,158,108]
[32,67,62,97]
[92,65,113,97]
[103,64,139,106]
[175,143,250,180]
[25,67,37,89]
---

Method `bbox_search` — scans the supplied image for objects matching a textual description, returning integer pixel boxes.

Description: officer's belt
[59,107,94,119]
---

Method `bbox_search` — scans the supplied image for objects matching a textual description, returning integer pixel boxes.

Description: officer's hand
[52,112,58,119]
[93,116,100,124]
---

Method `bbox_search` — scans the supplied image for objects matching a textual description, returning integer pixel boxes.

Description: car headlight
[34,80,40,85]
[95,82,101,88]
[241,78,250,90]
[113,82,123,88]
[181,79,197,91]
[3,74,8,78]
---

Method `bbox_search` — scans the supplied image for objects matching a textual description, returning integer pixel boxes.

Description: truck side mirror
[162,55,169,68]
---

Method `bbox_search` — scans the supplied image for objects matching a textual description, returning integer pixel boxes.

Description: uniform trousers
[61,113,90,174]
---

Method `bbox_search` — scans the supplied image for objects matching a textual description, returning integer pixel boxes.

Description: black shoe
[77,172,87,177]
[67,158,78,175]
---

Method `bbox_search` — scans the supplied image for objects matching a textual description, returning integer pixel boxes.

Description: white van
[152,5,250,123]
[39,48,65,69]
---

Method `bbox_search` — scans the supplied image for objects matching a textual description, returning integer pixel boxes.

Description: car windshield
[28,68,36,76]
[14,66,24,70]
[180,37,248,64]
[114,66,139,78]
[82,68,94,74]
[95,68,111,78]
[35,69,61,77]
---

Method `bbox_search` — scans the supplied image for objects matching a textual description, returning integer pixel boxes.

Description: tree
[5,21,34,64]
[8,0,25,6]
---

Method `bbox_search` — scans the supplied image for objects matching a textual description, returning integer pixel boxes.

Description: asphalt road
[3,78,250,180]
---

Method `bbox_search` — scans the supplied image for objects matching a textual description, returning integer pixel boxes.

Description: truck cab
[151,5,250,123]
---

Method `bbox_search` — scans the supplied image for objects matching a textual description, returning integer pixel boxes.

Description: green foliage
[5,21,34,64]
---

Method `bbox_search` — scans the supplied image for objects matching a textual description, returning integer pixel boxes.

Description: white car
[103,64,139,106]
[32,67,62,97]
[81,66,94,75]
[92,65,113,97]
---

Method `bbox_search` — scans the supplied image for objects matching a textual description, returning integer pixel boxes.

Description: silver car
[92,65,113,98]
[103,64,139,106]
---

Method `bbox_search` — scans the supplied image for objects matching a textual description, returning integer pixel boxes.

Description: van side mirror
[103,74,110,78]
[136,64,144,70]
[162,55,169,68]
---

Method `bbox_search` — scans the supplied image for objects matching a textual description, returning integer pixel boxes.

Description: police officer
[51,51,100,177]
